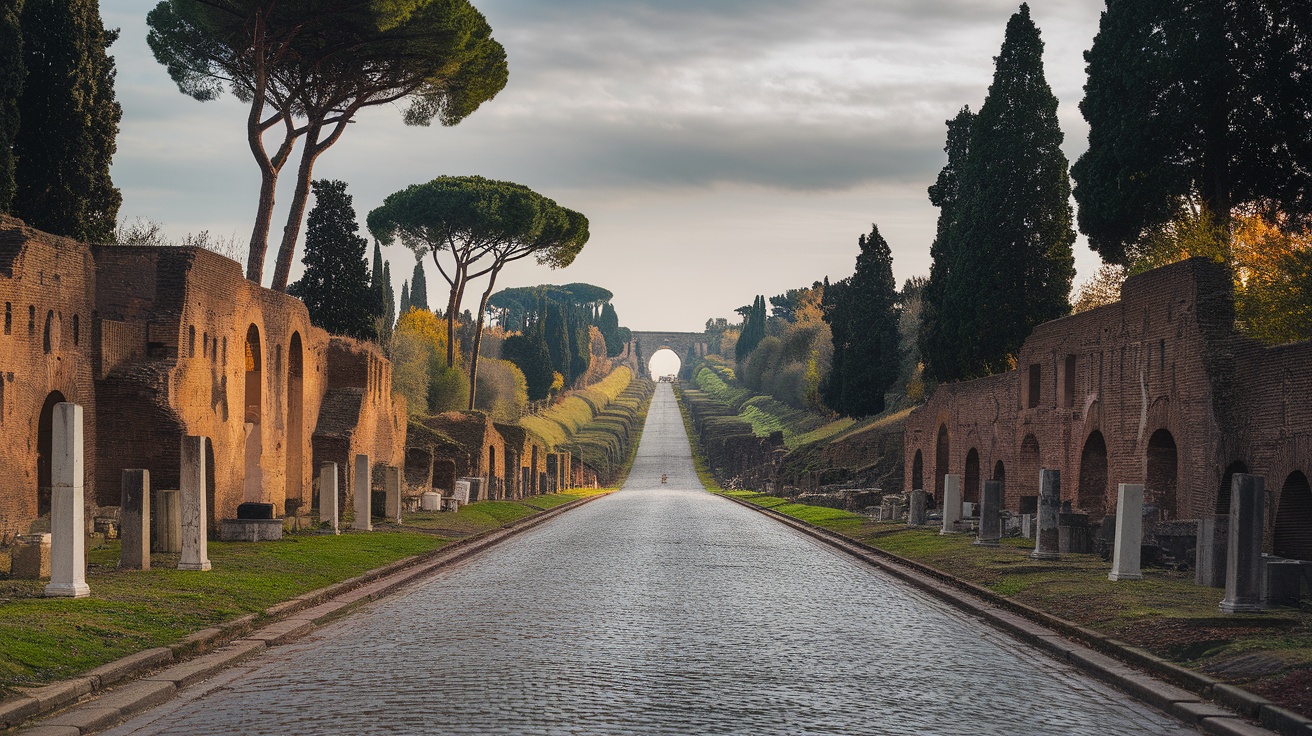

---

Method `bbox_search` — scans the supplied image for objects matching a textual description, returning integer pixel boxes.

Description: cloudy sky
[103,0,1106,332]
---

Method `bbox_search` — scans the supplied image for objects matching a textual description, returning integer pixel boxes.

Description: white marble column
[353,454,372,531]
[178,436,211,571]
[940,474,962,534]
[318,462,339,534]
[45,402,89,598]
[1108,483,1144,581]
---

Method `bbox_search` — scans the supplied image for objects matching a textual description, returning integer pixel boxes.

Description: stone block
[11,534,50,579]
[1263,558,1304,607]
[384,465,402,523]
[318,462,339,534]
[1031,468,1061,560]
[974,480,1001,546]
[940,474,961,534]
[907,490,927,526]
[1109,484,1144,581]
[120,470,150,571]
[219,518,284,542]
[45,402,89,598]
[150,489,181,554]
[1196,515,1228,588]
[353,454,372,531]
[178,436,211,571]
[1220,474,1264,614]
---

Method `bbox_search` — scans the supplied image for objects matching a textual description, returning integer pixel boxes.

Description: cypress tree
[819,277,845,412]
[0,0,22,213]
[598,302,623,356]
[286,180,376,340]
[928,4,1074,381]
[12,0,121,241]
[383,261,395,328]
[834,225,901,417]
[920,107,975,382]
[735,295,767,361]
[543,300,570,376]
[399,280,411,317]
[410,259,430,311]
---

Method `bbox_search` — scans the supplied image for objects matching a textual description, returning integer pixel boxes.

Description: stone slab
[241,618,315,646]
[13,726,80,736]
[1258,704,1312,734]
[13,678,95,712]
[1113,673,1202,712]
[86,647,173,690]
[1198,716,1281,736]
[143,641,266,690]
[1213,683,1272,718]
[0,696,40,729]
[89,680,176,718]
[1175,702,1250,724]
[42,705,121,733]
[219,518,284,542]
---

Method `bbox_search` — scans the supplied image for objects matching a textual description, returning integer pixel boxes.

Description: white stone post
[1108,483,1144,581]
[45,403,89,598]
[353,454,372,531]
[178,436,211,571]
[940,474,962,534]
[318,462,339,534]
[1031,469,1061,560]
[1220,474,1264,614]
[384,465,402,524]
[907,490,927,527]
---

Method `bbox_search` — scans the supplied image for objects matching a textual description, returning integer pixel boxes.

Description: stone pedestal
[940,474,962,534]
[120,470,150,571]
[1108,483,1144,581]
[220,518,284,541]
[1059,512,1092,554]
[1031,469,1061,560]
[353,454,372,531]
[1195,515,1228,588]
[45,403,90,598]
[151,490,181,553]
[1264,558,1304,607]
[908,490,927,527]
[318,462,339,534]
[974,480,1001,546]
[1020,513,1033,539]
[178,436,211,571]
[384,465,402,524]
[12,534,50,579]
[1220,474,1264,614]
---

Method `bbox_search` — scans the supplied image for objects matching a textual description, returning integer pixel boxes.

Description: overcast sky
[104,0,1106,332]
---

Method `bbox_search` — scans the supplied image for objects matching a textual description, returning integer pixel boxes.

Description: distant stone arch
[630,332,711,377]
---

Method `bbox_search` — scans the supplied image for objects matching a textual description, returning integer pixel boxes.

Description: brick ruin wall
[0,217,406,541]
[904,257,1312,555]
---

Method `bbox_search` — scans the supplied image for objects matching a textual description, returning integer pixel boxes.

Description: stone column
[353,454,372,531]
[152,490,181,553]
[45,403,89,598]
[384,465,402,524]
[318,462,339,534]
[940,474,962,534]
[974,480,1002,546]
[1108,483,1144,581]
[1195,515,1228,588]
[1031,468,1061,560]
[120,470,151,571]
[1220,473,1264,614]
[178,436,211,571]
[907,490,927,527]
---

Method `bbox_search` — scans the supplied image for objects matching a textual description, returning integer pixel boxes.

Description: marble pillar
[318,462,339,534]
[353,454,372,531]
[384,465,402,524]
[940,474,962,534]
[1195,515,1228,588]
[975,480,1002,546]
[1108,483,1144,581]
[178,436,211,571]
[1220,474,1264,614]
[908,490,927,527]
[120,469,151,570]
[151,490,181,553]
[1031,469,1061,560]
[45,403,89,598]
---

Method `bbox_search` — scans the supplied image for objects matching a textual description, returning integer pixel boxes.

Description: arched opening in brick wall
[934,425,949,505]
[42,310,54,353]
[964,449,980,505]
[36,391,66,518]
[434,460,456,494]
[205,438,217,532]
[286,333,304,514]
[405,448,432,488]
[911,449,924,492]
[244,325,264,503]
[1077,431,1109,518]
[1217,460,1247,516]
[531,445,540,495]
[487,445,497,498]
[993,460,1006,495]
[648,348,681,379]
[1274,471,1312,561]
[1019,434,1041,509]
[505,448,517,499]
[1145,429,1178,520]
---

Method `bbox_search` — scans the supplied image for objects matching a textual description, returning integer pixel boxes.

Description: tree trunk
[271,124,322,291]
[442,260,464,368]
[466,267,501,411]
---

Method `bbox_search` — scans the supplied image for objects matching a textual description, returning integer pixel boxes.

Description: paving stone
[241,618,315,646]
[43,705,122,732]
[14,678,94,712]
[91,681,176,717]
[1174,702,1240,723]
[1199,716,1281,736]
[14,726,80,736]
[1214,683,1273,718]
[86,648,173,689]
[0,696,40,729]
[143,641,266,689]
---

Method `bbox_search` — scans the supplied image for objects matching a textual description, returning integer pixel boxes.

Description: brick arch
[911,449,923,492]
[964,448,980,505]
[1145,428,1178,520]
[1275,471,1312,560]
[630,331,711,377]
[934,424,950,504]
[1077,430,1109,518]
[1017,434,1040,510]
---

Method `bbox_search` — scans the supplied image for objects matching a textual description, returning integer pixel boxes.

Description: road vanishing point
[103,383,1196,736]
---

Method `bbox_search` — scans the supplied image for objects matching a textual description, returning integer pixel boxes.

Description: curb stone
[719,492,1305,736]
[4,493,607,735]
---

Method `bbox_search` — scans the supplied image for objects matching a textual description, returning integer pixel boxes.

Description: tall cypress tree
[0,0,22,213]
[12,0,120,241]
[735,295,767,361]
[287,180,376,340]
[399,280,411,316]
[543,300,570,376]
[841,225,901,417]
[410,259,430,311]
[920,107,975,383]
[598,302,623,356]
[927,4,1074,381]
[382,260,395,328]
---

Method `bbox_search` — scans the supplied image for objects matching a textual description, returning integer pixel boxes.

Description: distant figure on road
[661,473,667,485]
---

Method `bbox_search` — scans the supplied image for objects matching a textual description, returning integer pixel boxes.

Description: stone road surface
[103,382,1194,735]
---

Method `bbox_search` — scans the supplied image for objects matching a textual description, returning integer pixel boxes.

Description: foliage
[597,302,625,356]
[9,0,120,241]
[146,0,509,287]
[518,366,633,449]
[821,224,901,418]
[502,332,554,401]
[920,5,1075,381]
[734,295,767,361]
[474,357,528,422]
[1071,264,1127,314]
[287,180,377,340]
[737,282,831,412]
[1073,0,1312,265]
[391,307,468,414]
[0,0,20,213]
[410,258,430,312]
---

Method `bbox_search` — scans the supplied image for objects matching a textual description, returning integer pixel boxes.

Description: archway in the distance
[648,348,681,379]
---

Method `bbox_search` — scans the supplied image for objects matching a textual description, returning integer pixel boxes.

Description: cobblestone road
[105,383,1194,735]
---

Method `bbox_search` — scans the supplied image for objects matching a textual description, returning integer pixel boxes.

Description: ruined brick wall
[0,217,98,543]
[904,258,1311,551]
